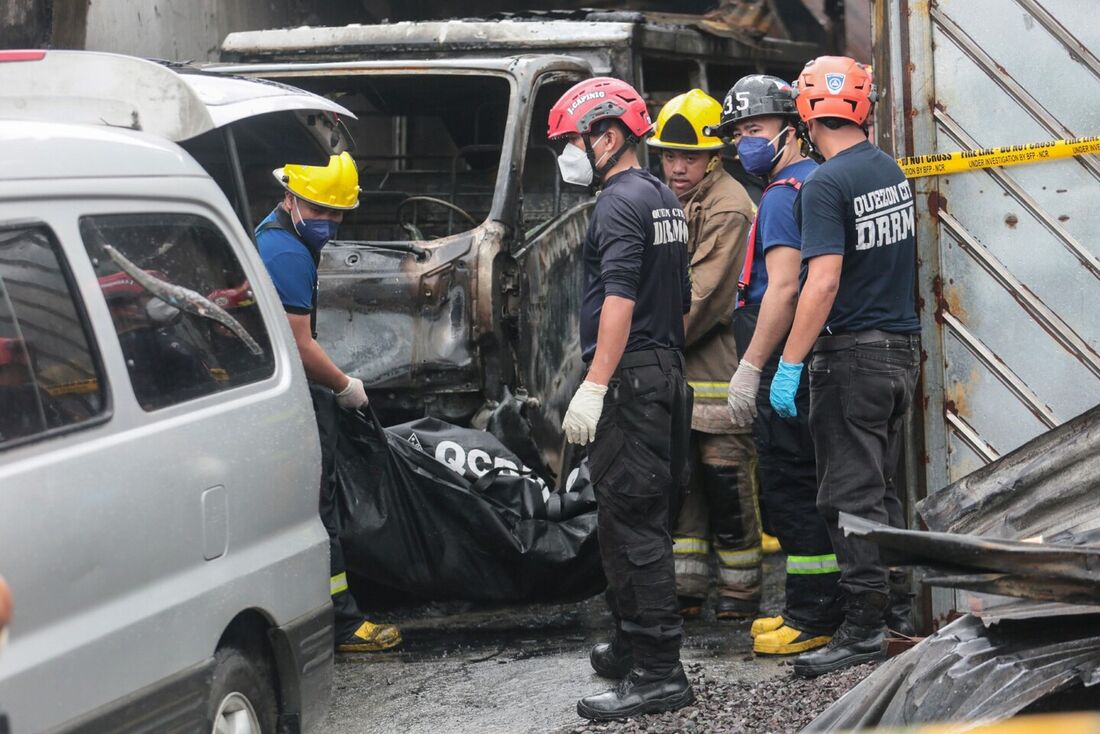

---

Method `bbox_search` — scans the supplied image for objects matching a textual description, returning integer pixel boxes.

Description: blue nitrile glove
[769,358,803,418]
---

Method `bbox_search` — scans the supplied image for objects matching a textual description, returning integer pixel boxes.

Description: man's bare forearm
[300,339,348,391]
[743,283,798,367]
[587,295,635,386]
[781,255,842,364]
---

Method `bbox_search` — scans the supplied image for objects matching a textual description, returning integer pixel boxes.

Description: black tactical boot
[589,637,634,679]
[884,597,915,637]
[577,665,695,720]
[885,572,916,637]
[716,596,759,620]
[793,591,888,678]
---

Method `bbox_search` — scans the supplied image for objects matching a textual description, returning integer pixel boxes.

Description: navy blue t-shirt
[744,158,818,306]
[580,168,690,362]
[796,140,920,334]
[255,207,318,315]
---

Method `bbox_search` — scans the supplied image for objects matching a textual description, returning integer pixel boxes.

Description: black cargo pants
[589,348,692,675]
[733,306,843,634]
[310,383,366,639]
[808,332,920,601]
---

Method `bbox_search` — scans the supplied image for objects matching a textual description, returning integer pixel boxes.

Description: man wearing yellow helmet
[648,90,761,622]
[256,152,402,653]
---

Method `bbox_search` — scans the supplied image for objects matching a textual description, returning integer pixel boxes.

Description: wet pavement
[318,556,873,734]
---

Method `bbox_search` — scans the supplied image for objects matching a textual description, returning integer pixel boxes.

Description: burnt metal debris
[806,404,1100,730]
[804,614,1100,731]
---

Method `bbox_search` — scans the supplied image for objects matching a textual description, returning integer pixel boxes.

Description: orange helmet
[793,56,877,126]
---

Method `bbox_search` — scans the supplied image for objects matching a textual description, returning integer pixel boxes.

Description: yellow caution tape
[899,135,1100,178]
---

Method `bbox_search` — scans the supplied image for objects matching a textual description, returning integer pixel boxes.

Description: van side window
[0,224,107,448]
[79,213,275,412]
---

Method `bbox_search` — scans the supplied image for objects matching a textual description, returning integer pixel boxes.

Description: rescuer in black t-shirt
[547,77,694,721]
[772,57,921,678]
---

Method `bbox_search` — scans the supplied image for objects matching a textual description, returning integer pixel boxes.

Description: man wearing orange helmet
[548,77,695,720]
[773,57,920,677]
[257,153,402,654]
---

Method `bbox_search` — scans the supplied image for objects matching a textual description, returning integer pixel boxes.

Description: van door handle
[201,485,228,561]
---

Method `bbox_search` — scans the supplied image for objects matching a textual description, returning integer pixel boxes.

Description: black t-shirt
[796,140,920,334]
[580,168,691,362]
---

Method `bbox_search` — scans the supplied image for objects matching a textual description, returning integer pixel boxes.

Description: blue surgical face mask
[736,126,791,177]
[293,199,340,250]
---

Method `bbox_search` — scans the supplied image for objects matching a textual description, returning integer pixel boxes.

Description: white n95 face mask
[557,142,594,187]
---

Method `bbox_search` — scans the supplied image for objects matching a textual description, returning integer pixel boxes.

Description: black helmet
[704,74,797,139]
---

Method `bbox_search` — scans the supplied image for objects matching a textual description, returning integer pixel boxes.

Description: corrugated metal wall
[877,0,1100,618]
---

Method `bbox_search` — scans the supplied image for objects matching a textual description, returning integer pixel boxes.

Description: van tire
[208,645,278,734]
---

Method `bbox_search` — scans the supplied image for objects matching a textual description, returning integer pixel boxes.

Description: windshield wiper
[332,240,430,262]
[103,245,264,356]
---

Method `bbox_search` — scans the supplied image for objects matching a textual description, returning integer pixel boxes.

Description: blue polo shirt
[744,159,818,306]
[255,207,316,315]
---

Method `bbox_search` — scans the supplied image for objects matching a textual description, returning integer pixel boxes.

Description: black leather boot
[577,665,695,720]
[793,591,887,678]
[716,596,759,620]
[885,572,916,637]
[884,597,915,637]
[589,637,634,679]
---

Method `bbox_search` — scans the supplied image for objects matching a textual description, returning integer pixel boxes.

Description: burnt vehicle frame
[210,17,822,477]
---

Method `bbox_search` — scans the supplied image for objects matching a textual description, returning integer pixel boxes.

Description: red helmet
[547,77,654,140]
[793,56,877,126]
[207,281,255,310]
[0,337,28,367]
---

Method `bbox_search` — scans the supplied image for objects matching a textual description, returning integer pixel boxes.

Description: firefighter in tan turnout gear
[650,90,763,620]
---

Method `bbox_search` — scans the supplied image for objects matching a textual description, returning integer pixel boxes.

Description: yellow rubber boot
[336,620,403,653]
[761,533,782,555]
[753,624,831,655]
[750,615,785,638]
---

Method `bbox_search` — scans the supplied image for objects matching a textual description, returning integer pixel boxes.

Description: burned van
[210,15,822,475]
[208,56,596,473]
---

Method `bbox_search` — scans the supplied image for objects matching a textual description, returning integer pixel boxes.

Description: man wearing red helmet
[771,56,920,677]
[548,77,695,720]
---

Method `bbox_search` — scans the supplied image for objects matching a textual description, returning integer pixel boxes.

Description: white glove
[335,376,369,410]
[727,359,762,427]
[145,298,181,324]
[562,381,608,445]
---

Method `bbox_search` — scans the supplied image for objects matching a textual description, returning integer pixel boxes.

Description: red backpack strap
[735,177,803,308]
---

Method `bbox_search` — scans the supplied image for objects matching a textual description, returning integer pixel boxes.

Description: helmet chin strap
[795,120,824,164]
[583,131,637,190]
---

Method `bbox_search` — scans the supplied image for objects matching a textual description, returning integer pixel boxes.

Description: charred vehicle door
[511,71,593,474]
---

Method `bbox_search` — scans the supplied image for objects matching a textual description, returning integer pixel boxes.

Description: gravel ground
[561,660,879,734]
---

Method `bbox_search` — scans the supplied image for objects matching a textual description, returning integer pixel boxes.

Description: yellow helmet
[648,89,725,151]
[273,151,360,210]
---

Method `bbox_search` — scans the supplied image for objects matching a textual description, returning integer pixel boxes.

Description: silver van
[0,52,340,734]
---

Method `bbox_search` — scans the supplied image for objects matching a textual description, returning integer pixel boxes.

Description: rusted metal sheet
[839,512,1100,604]
[804,613,1100,731]
[875,0,1100,617]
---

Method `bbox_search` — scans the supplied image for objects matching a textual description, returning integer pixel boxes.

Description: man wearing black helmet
[712,74,844,656]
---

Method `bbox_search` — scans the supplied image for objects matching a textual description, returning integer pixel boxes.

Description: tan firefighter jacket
[679,166,754,434]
